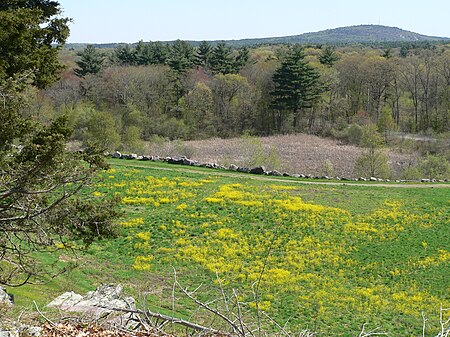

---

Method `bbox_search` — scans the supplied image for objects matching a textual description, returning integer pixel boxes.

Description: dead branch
[95,305,224,334]
[175,279,242,336]
[358,323,388,337]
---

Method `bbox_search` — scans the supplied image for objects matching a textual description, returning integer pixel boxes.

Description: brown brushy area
[184,134,407,178]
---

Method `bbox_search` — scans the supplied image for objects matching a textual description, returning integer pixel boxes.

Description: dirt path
[111,161,450,189]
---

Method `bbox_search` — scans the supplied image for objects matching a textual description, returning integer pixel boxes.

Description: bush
[82,109,120,151]
[331,124,362,146]
[354,150,391,179]
[400,166,422,181]
[347,124,363,145]
[322,159,334,177]
[240,134,281,171]
[121,125,144,153]
[419,154,450,180]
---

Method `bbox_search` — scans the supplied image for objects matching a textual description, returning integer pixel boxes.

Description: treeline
[32,40,450,151]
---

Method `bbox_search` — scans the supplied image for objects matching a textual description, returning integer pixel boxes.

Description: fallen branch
[95,305,224,334]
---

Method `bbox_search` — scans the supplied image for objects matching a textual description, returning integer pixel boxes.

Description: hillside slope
[231,24,449,45]
[66,25,449,49]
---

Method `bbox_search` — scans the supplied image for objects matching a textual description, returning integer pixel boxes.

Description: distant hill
[66,25,449,49]
[224,25,449,46]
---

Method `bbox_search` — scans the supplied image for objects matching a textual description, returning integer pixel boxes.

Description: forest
[31,39,448,154]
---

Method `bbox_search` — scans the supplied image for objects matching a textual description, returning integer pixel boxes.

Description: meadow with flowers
[35,160,450,335]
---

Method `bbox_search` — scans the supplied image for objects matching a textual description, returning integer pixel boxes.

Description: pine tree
[167,40,195,72]
[112,44,136,65]
[134,40,153,65]
[195,41,212,67]
[233,47,250,72]
[209,42,234,74]
[0,0,118,286]
[319,46,339,67]
[74,45,105,77]
[270,46,321,129]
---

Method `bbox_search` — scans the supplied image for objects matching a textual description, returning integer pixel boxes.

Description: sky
[59,0,450,43]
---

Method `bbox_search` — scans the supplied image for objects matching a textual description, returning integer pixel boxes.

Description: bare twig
[358,323,388,337]
[260,310,291,337]
[96,305,222,334]
[176,280,242,336]
[33,301,56,327]
[422,311,428,337]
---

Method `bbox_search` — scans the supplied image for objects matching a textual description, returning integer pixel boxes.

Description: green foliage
[74,45,105,77]
[167,40,195,72]
[377,105,396,139]
[333,124,364,145]
[347,123,363,145]
[270,45,322,129]
[181,82,216,138]
[322,159,334,177]
[194,41,212,67]
[240,133,281,170]
[354,149,392,178]
[419,154,450,180]
[209,42,235,74]
[111,44,136,65]
[82,108,120,151]
[0,0,69,88]
[0,0,120,286]
[359,124,384,148]
[355,124,391,178]
[400,166,423,180]
[319,46,339,66]
[121,125,144,153]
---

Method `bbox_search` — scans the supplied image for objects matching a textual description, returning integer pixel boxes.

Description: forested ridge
[43,40,449,143]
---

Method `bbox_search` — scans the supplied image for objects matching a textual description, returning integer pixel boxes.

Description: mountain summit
[227,25,449,46]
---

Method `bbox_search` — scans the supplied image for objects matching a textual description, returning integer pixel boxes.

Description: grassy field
[12,159,450,336]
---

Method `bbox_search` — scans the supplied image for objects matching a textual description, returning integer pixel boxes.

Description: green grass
[10,159,450,336]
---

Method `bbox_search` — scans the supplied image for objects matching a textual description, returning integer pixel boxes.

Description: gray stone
[182,158,195,166]
[168,157,184,165]
[229,164,238,171]
[111,151,122,159]
[124,153,138,160]
[0,287,13,305]
[48,284,135,315]
[47,291,83,310]
[250,166,266,175]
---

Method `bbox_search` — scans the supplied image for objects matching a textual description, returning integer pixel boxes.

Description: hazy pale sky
[59,0,450,43]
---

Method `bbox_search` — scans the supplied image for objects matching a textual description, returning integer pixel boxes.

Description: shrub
[322,159,334,177]
[347,124,363,145]
[419,154,450,180]
[82,109,120,151]
[354,150,391,179]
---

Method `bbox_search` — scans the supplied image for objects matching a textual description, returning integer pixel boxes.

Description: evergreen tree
[233,47,250,72]
[195,41,212,67]
[319,46,339,67]
[74,45,105,77]
[0,0,70,88]
[209,42,235,74]
[167,40,195,72]
[112,44,136,65]
[149,41,168,64]
[270,45,321,129]
[0,0,118,286]
[134,40,153,65]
